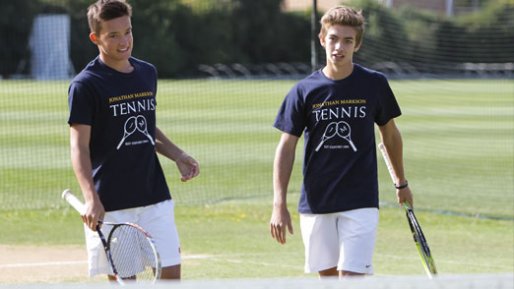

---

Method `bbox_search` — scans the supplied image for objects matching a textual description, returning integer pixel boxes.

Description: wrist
[395,180,408,190]
[174,151,188,162]
[273,200,287,209]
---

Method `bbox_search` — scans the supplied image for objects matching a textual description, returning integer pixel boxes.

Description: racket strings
[108,224,158,281]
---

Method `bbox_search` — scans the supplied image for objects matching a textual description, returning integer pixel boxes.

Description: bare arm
[378,119,413,207]
[155,127,199,182]
[69,124,104,230]
[270,132,299,244]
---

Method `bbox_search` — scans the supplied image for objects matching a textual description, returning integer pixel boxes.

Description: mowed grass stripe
[0,79,512,219]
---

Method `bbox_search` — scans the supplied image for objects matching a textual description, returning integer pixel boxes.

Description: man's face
[320,24,360,69]
[90,15,133,66]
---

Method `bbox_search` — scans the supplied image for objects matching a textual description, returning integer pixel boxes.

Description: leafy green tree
[0,0,38,77]
[351,0,410,69]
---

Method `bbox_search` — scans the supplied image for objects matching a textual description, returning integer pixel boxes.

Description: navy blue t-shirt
[274,64,401,214]
[68,56,171,211]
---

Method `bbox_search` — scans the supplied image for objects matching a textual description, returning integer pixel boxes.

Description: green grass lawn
[0,78,512,279]
[1,201,512,278]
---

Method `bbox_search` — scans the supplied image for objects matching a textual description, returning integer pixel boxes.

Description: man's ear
[354,42,362,52]
[89,32,98,44]
[319,34,325,48]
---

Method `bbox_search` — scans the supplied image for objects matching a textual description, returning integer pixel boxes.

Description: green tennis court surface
[0,79,512,283]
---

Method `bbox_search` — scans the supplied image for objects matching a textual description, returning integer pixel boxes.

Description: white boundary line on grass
[0,260,87,268]
[2,253,511,272]
[0,255,211,269]
[222,258,301,269]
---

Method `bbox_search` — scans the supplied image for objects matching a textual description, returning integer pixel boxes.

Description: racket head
[336,121,351,137]
[104,222,162,283]
[136,115,148,132]
[403,204,438,277]
[315,122,339,151]
[125,116,138,133]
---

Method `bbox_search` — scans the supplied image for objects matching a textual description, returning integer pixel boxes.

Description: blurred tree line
[353,0,514,74]
[0,0,512,78]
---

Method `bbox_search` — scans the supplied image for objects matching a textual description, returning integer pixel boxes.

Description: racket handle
[402,202,413,210]
[62,189,86,215]
[379,143,412,208]
[378,143,397,184]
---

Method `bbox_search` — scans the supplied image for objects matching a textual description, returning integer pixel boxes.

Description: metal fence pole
[311,0,318,72]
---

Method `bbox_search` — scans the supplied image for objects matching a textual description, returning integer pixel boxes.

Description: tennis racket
[378,143,437,278]
[62,189,162,284]
[316,122,338,151]
[117,116,137,150]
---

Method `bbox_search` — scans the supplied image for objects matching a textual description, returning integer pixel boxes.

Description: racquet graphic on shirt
[117,115,155,150]
[378,143,437,278]
[336,121,357,152]
[136,115,155,145]
[117,116,137,150]
[62,189,162,284]
[315,121,357,152]
[315,122,338,151]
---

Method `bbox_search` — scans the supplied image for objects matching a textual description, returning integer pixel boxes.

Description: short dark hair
[87,0,132,35]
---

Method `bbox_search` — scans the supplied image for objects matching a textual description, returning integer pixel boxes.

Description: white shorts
[84,199,180,276]
[300,208,379,274]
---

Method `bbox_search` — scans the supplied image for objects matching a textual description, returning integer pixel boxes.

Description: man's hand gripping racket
[62,189,162,284]
[378,144,437,278]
